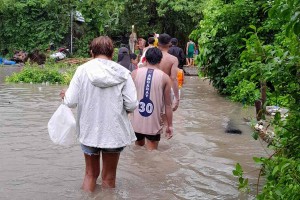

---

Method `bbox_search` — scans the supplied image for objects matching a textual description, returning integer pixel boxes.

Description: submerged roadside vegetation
[193,0,300,198]
[1,0,299,198]
[5,60,80,85]
[4,48,119,85]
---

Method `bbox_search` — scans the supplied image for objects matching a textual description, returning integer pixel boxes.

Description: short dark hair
[145,48,162,65]
[148,37,155,45]
[158,33,171,46]
[90,36,114,58]
[130,53,137,60]
[170,38,178,45]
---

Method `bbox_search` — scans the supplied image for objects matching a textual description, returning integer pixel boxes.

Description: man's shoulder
[137,67,164,76]
[168,52,178,61]
[162,51,176,58]
[154,67,165,74]
[161,53,177,66]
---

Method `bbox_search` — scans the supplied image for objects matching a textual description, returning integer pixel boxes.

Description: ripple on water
[0,76,265,200]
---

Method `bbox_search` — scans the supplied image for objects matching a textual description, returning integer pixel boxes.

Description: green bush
[5,61,77,84]
[215,0,300,198]
[0,0,70,52]
[191,0,265,94]
[230,80,260,105]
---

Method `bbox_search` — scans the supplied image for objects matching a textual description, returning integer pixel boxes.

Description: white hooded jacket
[64,58,138,148]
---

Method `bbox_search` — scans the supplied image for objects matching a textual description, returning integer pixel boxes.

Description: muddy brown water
[0,66,268,200]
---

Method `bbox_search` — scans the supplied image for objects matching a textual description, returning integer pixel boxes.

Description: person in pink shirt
[131,47,173,150]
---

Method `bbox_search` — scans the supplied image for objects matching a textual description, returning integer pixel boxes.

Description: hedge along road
[0,66,267,200]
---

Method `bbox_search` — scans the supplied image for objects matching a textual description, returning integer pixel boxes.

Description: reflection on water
[0,67,266,200]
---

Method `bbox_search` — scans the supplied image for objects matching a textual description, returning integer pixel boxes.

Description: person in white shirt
[137,37,156,68]
[129,25,137,53]
[60,36,138,192]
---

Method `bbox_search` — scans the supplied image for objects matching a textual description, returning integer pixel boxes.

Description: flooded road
[0,66,267,200]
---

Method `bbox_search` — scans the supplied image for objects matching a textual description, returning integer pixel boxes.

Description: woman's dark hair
[117,47,131,69]
[145,48,162,65]
[90,36,114,58]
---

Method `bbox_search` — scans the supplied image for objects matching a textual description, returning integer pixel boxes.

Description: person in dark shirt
[118,47,135,72]
[168,38,185,69]
[130,53,138,71]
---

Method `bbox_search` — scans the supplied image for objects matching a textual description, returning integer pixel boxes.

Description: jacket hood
[85,58,131,88]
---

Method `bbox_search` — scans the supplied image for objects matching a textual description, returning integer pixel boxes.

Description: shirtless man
[131,48,173,150]
[158,33,180,111]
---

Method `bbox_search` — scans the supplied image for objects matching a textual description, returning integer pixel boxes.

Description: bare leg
[145,140,159,150]
[101,152,120,188]
[186,58,190,66]
[129,41,134,53]
[82,154,100,192]
[135,139,145,146]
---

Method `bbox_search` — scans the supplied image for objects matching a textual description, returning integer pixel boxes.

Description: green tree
[76,0,125,36]
[192,0,267,93]
[0,0,71,52]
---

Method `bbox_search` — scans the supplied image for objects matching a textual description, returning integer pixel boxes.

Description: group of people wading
[59,33,189,192]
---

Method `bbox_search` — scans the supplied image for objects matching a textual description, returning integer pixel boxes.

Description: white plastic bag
[48,104,77,146]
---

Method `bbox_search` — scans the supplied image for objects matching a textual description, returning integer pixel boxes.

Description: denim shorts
[81,144,125,156]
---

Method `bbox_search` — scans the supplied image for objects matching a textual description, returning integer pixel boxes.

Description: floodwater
[0,66,268,200]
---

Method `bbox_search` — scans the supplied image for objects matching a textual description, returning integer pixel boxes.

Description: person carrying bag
[48,101,77,146]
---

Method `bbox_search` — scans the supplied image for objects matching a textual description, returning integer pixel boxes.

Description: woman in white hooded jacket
[60,36,138,192]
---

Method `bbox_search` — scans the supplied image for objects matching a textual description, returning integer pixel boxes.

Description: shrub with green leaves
[230,80,260,105]
[225,0,300,198]
[191,0,265,94]
[5,61,77,84]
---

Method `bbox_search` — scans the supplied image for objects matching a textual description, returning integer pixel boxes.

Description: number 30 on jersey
[138,100,154,117]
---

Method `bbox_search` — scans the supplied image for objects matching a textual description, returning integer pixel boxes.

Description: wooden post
[70,9,73,55]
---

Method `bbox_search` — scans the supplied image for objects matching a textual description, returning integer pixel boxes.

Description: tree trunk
[260,81,267,120]
[255,100,262,121]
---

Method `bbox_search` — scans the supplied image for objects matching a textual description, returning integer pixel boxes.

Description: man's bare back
[157,33,180,111]
[159,51,178,76]
[159,50,179,111]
